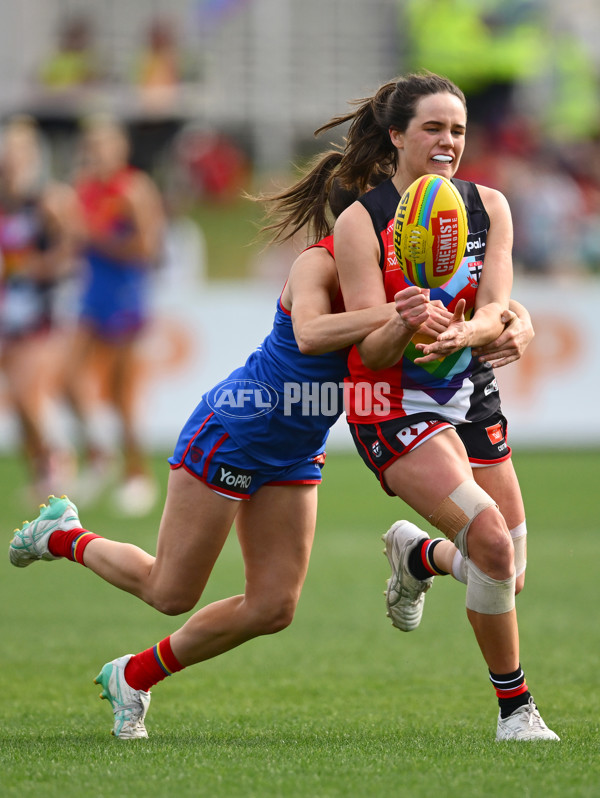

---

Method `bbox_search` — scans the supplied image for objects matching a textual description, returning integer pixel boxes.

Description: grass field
[1,449,599,798]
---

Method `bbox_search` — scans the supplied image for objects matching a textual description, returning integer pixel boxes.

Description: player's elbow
[359,348,395,371]
[295,330,327,356]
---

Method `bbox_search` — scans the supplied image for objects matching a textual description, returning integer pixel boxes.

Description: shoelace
[113,700,143,718]
[526,705,546,730]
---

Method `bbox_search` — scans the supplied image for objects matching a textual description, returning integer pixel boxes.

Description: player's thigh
[383,427,473,517]
[151,467,240,601]
[2,338,39,396]
[235,483,318,606]
[472,459,525,530]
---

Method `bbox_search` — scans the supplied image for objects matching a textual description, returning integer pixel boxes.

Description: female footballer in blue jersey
[8,161,410,738]
[9,142,534,740]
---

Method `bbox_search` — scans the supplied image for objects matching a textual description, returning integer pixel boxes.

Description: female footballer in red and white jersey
[330,73,558,741]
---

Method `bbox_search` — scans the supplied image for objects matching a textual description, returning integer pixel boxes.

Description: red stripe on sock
[494,682,529,699]
[420,540,438,576]
[48,529,102,565]
[124,636,184,692]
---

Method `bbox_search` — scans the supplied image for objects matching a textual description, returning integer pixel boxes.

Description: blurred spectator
[132,17,185,113]
[38,14,100,92]
[64,115,166,515]
[135,17,180,90]
[457,105,600,277]
[503,148,588,276]
[455,122,505,189]
[0,116,82,500]
[166,123,250,206]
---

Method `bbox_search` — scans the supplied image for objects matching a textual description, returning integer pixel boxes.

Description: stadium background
[1,0,599,451]
[1,5,599,795]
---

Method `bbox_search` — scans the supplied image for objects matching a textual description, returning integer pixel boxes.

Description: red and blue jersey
[76,167,150,339]
[197,236,349,466]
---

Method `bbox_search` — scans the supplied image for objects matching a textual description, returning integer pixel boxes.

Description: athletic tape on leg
[429,479,497,558]
[510,521,527,578]
[465,558,515,614]
[451,549,468,584]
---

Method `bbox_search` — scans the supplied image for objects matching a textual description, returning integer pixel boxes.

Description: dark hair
[256,150,346,245]
[257,72,466,244]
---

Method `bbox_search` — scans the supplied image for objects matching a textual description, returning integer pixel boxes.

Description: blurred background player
[0,115,82,501]
[64,115,166,516]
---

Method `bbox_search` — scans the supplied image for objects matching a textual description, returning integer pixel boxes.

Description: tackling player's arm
[286,245,395,356]
[472,299,534,368]
[334,203,433,370]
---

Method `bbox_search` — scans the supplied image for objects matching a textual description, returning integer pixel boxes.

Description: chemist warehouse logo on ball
[207,379,391,418]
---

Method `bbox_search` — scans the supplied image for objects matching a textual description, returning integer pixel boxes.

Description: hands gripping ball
[393,175,468,289]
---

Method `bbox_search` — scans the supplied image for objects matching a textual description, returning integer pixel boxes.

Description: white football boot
[382,520,433,632]
[9,495,81,567]
[496,697,560,741]
[94,655,151,739]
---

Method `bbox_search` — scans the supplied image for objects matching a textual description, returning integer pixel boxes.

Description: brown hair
[258,72,466,244]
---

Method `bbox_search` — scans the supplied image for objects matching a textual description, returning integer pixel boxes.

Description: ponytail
[255,150,345,244]
[315,80,398,194]
[255,72,466,245]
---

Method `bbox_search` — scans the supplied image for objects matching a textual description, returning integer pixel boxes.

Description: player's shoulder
[473,183,509,213]
[289,241,337,288]
[334,198,372,237]
[125,168,157,193]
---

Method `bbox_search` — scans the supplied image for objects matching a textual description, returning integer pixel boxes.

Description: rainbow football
[393,175,468,289]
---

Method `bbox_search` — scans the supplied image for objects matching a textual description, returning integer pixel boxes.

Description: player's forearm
[355,314,414,370]
[464,303,506,348]
[296,303,395,356]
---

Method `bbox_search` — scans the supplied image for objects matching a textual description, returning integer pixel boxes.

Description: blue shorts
[79,256,149,341]
[168,401,327,500]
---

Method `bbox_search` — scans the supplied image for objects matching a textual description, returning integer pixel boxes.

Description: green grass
[190,197,264,280]
[1,450,599,797]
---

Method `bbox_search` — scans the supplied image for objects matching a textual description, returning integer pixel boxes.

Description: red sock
[48,529,102,565]
[124,636,184,692]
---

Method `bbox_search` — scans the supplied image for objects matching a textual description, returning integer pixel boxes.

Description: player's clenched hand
[472,308,534,368]
[414,299,467,362]
[394,286,432,332]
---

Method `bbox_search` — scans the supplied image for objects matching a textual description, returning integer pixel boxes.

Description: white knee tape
[510,521,527,577]
[465,558,515,615]
[429,479,497,558]
[451,549,468,584]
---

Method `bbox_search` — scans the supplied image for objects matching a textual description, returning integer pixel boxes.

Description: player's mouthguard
[432,155,453,162]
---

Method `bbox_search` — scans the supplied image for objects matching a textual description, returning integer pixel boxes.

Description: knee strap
[451,549,468,584]
[511,521,527,577]
[429,479,497,558]
[466,558,516,615]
